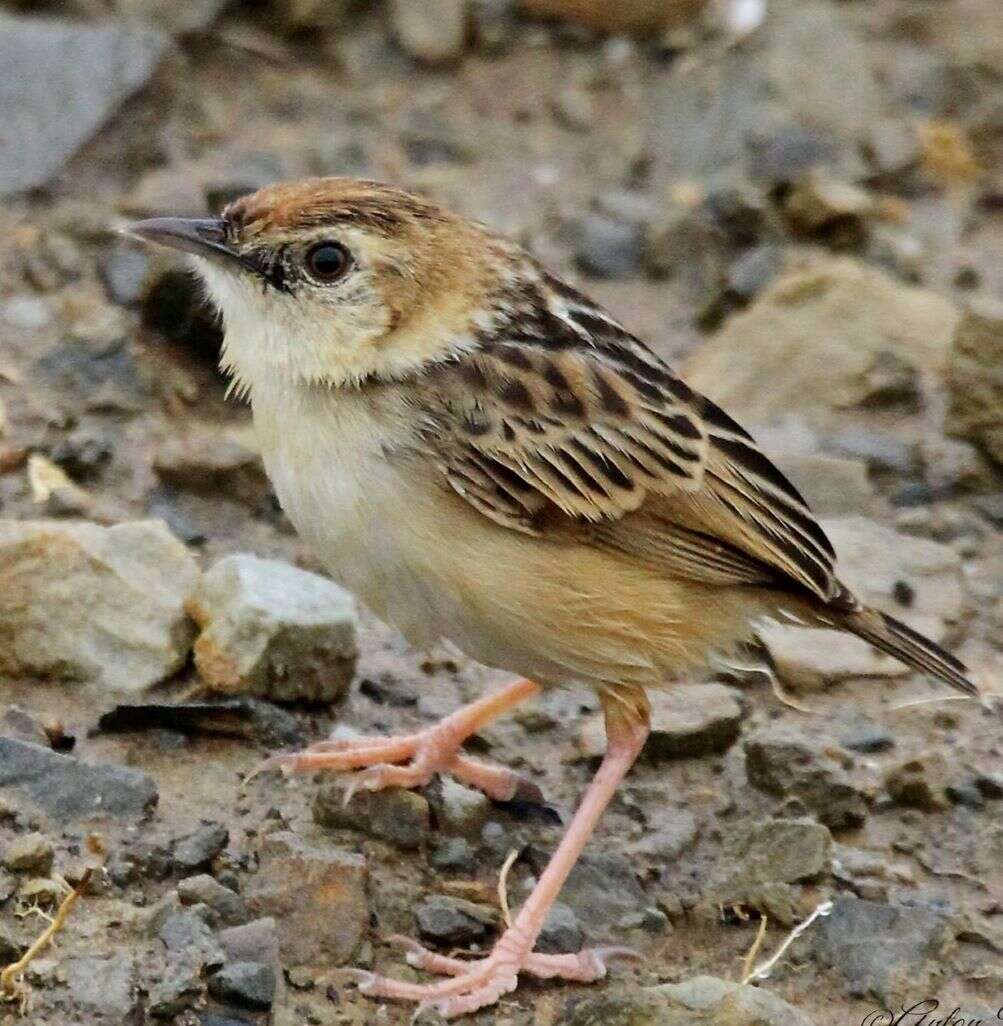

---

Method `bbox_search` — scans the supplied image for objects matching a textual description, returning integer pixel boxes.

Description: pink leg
[343,685,652,1018]
[258,677,543,801]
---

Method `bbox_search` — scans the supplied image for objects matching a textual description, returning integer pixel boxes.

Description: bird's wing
[411,281,839,602]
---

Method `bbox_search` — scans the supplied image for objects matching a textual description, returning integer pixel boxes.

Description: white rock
[389,0,467,64]
[0,519,198,692]
[190,554,357,703]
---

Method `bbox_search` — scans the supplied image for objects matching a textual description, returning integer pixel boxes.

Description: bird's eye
[304,241,351,282]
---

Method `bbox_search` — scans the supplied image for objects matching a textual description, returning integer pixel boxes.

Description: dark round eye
[304,240,351,282]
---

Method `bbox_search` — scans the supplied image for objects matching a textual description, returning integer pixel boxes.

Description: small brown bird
[129,178,977,1018]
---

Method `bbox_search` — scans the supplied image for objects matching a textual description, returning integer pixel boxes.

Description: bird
[128,177,978,1019]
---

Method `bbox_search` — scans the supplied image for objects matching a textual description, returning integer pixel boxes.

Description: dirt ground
[0,1,1001,1024]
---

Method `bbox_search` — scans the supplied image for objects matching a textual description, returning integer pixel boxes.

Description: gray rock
[831,845,913,902]
[217,917,280,965]
[1,706,50,746]
[884,752,950,811]
[415,895,497,946]
[0,15,168,196]
[173,823,229,872]
[315,783,430,850]
[744,727,867,830]
[159,911,226,968]
[244,832,367,966]
[177,874,248,926]
[208,962,276,1009]
[153,429,270,505]
[190,554,357,703]
[64,954,137,1019]
[0,738,157,824]
[561,976,817,1025]
[0,295,52,331]
[430,836,476,873]
[579,684,742,762]
[946,298,1003,466]
[537,902,583,954]
[433,777,491,837]
[784,170,873,236]
[541,852,648,931]
[147,957,204,1018]
[840,725,895,754]
[575,213,644,280]
[3,832,54,875]
[810,896,954,1001]
[703,818,831,925]
[0,519,199,693]
[390,0,468,64]
[100,247,153,307]
[683,257,959,429]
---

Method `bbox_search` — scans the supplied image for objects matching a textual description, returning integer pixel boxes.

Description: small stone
[645,683,743,759]
[434,777,491,837]
[217,917,280,965]
[415,895,497,946]
[537,902,583,954]
[840,726,895,754]
[50,425,114,482]
[208,962,276,1010]
[389,0,468,64]
[0,706,49,746]
[575,213,644,280]
[745,727,867,830]
[552,85,594,131]
[100,246,152,306]
[154,429,271,505]
[159,911,226,968]
[0,295,52,331]
[18,877,62,906]
[64,955,137,1019]
[810,896,954,1001]
[0,16,168,196]
[315,784,430,850]
[173,823,229,872]
[0,519,199,693]
[975,773,1003,800]
[189,554,357,703]
[946,298,1003,466]
[430,837,476,873]
[538,851,648,929]
[244,832,367,966]
[945,781,985,810]
[784,169,873,237]
[3,832,53,875]
[0,738,158,824]
[178,874,248,926]
[148,957,204,1018]
[885,752,950,811]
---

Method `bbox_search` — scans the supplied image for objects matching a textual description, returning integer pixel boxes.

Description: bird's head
[128,178,510,394]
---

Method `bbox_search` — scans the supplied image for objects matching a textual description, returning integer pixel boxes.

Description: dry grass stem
[742,900,833,985]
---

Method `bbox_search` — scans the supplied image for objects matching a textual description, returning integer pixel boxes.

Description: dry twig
[742,900,833,985]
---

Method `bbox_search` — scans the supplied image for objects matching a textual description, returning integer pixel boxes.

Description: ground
[0,1,1001,1024]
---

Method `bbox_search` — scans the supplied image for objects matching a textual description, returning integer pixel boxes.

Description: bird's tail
[833,605,977,697]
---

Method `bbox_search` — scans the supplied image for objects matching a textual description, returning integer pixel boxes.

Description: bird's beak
[125,216,245,268]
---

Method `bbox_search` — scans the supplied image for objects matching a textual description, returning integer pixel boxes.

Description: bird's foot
[342,933,638,1018]
[257,724,541,803]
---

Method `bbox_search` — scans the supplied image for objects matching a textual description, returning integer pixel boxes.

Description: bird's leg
[344,684,651,1019]
[262,677,543,801]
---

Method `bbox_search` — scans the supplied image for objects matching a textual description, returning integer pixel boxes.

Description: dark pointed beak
[125,217,245,267]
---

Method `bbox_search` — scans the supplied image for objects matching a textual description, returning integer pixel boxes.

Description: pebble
[64,954,138,1019]
[244,832,368,966]
[0,295,52,330]
[884,752,950,811]
[218,916,280,964]
[189,554,358,703]
[809,896,953,1001]
[537,902,583,954]
[100,246,152,306]
[0,519,199,693]
[173,823,229,872]
[159,911,226,968]
[0,16,167,195]
[389,0,468,64]
[315,784,430,850]
[744,727,868,830]
[0,737,158,824]
[432,777,491,837]
[178,873,248,927]
[154,429,271,506]
[3,832,54,875]
[574,213,644,280]
[208,962,277,1009]
[975,773,1003,800]
[430,837,476,873]
[415,895,497,946]
[839,725,896,754]
[147,958,204,1018]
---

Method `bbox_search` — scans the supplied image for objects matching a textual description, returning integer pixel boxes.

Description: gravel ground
[0,2,1001,1025]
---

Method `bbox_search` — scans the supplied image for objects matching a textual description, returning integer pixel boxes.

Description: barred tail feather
[839,607,977,697]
